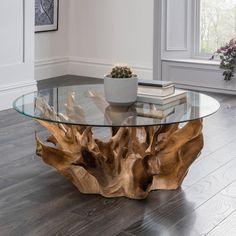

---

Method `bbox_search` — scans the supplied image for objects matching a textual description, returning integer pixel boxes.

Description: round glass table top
[13,84,220,127]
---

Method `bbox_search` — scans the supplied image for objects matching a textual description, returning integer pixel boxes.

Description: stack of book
[137,79,186,106]
[136,80,187,119]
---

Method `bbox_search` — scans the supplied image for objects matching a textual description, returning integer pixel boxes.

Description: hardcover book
[138,85,175,97]
[138,79,173,88]
[137,90,187,105]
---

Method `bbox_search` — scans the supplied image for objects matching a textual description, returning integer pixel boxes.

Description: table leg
[35,119,203,199]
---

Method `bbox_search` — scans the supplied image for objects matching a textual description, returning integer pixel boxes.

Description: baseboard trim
[35,57,153,81]
[0,81,37,111]
[0,81,36,93]
[35,57,69,81]
[175,83,236,95]
[69,57,153,80]
[34,57,236,95]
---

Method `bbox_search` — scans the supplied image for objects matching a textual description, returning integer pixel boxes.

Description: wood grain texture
[34,92,203,199]
[207,210,236,236]
[167,180,236,236]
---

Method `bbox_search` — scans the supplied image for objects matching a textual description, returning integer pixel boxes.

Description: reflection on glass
[13,84,220,127]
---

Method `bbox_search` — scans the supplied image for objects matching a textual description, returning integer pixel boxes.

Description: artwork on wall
[35,0,59,33]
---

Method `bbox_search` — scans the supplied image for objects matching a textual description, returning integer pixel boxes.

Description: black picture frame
[35,0,59,33]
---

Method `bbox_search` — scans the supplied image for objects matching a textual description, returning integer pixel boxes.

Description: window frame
[192,0,214,59]
[193,0,236,60]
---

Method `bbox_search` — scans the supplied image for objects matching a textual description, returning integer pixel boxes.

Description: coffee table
[13,84,220,199]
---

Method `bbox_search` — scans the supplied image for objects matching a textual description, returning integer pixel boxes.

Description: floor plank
[168,180,236,236]
[207,210,236,236]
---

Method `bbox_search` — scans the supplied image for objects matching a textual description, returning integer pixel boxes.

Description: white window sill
[162,58,220,66]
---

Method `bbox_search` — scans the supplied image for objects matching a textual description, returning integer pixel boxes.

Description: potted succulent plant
[104,65,138,106]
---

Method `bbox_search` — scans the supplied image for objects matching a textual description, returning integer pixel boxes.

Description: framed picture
[35,0,59,33]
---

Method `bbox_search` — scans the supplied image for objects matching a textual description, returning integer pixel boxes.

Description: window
[199,0,236,54]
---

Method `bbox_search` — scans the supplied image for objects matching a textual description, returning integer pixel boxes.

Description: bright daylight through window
[200,0,236,54]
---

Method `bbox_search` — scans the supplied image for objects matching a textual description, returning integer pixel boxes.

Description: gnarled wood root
[35,119,203,199]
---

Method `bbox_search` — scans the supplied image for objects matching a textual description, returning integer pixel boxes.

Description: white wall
[35,0,69,80]
[0,0,36,110]
[35,0,154,81]
[68,0,154,80]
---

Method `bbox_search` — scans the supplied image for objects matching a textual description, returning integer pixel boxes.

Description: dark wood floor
[1,76,236,236]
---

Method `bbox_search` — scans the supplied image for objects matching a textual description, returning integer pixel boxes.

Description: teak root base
[36,119,203,199]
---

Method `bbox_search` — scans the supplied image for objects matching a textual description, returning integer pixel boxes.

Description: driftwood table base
[36,119,203,199]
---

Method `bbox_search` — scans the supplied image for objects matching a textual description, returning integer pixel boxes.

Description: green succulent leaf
[109,65,135,78]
